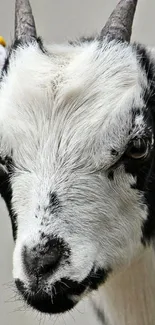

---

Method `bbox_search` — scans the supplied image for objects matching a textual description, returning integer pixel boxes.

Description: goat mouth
[15,267,111,314]
[15,278,81,314]
[15,279,76,313]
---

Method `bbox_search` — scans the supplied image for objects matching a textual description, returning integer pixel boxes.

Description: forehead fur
[0,39,148,170]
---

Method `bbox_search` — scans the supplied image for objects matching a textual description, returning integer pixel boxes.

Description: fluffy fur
[1,4,155,324]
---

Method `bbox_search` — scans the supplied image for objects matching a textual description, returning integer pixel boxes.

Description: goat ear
[101,0,138,42]
[15,0,37,41]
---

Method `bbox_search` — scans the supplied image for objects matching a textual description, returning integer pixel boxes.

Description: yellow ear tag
[0,36,6,47]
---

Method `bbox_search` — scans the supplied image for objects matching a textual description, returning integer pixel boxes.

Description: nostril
[38,247,60,275]
[23,242,61,277]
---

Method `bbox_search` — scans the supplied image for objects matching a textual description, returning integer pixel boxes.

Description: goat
[0,0,155,324]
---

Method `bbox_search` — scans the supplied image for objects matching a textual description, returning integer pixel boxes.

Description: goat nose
[23,240,61,277]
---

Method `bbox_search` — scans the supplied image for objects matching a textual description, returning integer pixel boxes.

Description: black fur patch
[122,114,155,245]
[111,149,119,156]
[134,43,155,114]
[48,191,61,214]
[132,44,155,244]
[15,278,75,314]
[0,169,17,240]
[15,267,111,314]
[134,44,155,96]
[126,45,155,244]
[122,140,155,245]
[108,170,114,180]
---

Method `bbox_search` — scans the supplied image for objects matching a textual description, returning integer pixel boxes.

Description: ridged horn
[15,0,37,40]
[101,0,138,42]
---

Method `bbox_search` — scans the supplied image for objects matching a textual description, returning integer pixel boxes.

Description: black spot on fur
[93,305,106,324]
[111,149,119,156]
[49,191,61,214]
[40,232,46,239]
[135,108,141,116]
[54,267,111,296]
[88,267,111,290]
[130,182,137,189]
[108,171,114,180]
[0,155,13,169]
[141,155,155,245]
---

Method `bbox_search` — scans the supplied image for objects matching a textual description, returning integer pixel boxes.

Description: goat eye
[126,139,149,159]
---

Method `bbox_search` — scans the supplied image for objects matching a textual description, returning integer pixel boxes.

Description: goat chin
[91,245,155,325]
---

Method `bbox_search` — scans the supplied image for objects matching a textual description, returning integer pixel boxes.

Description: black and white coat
[1,0,155,324]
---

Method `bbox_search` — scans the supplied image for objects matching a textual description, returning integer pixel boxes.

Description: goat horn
[15,0,37,40]
[101,0,138,42]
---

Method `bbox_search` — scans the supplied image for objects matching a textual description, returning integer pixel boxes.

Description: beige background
[0,0,154,324]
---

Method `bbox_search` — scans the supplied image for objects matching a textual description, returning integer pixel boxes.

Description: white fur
[0,44,7,70]
[0,37,153,323]
[92,247,155,325]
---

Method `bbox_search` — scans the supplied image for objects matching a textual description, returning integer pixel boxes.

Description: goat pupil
[127,139,148,158]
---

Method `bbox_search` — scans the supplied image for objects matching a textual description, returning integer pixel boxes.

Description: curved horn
[101,0,138,42]
[15,0,37,40]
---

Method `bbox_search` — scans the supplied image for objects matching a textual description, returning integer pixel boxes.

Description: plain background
[0,1,155,324]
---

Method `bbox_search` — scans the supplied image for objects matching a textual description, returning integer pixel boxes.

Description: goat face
[0,0,155,315]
